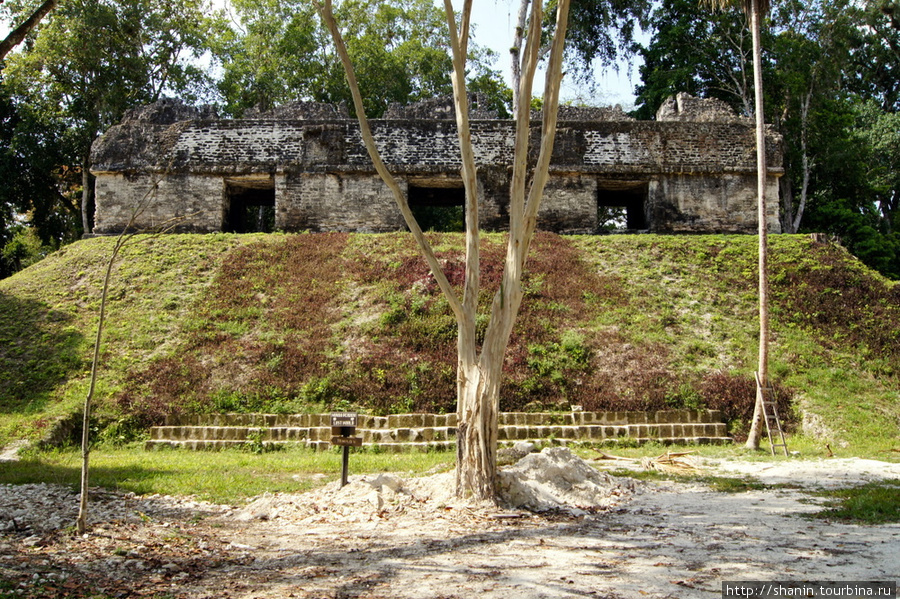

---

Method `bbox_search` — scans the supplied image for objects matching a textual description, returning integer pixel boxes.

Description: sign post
[330,412,360,487]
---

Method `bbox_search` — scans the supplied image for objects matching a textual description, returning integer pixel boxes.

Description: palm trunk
[745,0,768,450]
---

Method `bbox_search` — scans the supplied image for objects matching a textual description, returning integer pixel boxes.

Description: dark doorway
[224,178,276,233]
[597,181,648,231]
[408,184,466,232]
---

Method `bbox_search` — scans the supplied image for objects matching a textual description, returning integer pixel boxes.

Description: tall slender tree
[317,0,571,501]
[702,0,771,449]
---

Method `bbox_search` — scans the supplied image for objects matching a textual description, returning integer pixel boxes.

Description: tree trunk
[745,0,768,450]
[510,0,530,116]
[791,91,813,234]
[317,0,570,502]
[76,237,121,534]
[455,358,500,500]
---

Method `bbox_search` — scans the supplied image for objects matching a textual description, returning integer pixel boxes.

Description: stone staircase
[146,409,730,451]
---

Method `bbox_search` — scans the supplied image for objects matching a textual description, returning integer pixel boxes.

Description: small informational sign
[330,412,358,428]
[330,412,361,487]
[331,436,363,447]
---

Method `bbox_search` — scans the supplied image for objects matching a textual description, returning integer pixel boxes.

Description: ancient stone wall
[90,96,783,235]
[93,173,225,233]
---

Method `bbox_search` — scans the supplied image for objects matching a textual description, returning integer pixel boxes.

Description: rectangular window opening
[224,178,276,233]
[408,184,466,232]
[597,181,649,231]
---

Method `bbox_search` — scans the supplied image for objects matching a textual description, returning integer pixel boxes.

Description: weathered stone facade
[90,93,783,235]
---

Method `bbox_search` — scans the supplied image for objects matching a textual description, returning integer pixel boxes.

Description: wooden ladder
[757,372,788,456]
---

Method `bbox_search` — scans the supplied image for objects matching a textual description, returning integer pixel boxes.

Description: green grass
[808,479,900,524]
[1,445,454,504]
[1,233,898,453]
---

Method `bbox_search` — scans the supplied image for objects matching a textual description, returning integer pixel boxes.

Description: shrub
[699,370,795,440]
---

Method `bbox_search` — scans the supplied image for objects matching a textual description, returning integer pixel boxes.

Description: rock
[498,442,536,465]
[234,493,280,521]
[367,473,402,494]
[497,447,637,514]
[0,483,227,534]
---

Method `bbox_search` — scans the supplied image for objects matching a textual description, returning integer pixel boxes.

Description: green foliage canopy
[555,0,652,84]
[633,0,899,279]
[211,0,508,117]
[0,0,217,248]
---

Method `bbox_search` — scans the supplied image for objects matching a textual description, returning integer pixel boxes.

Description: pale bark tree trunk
[317,0,570,501]
[745,0,768,450]
[790,90,813,234]
[510,0,530,116]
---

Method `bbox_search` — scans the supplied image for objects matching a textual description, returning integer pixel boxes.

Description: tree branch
[521,0,571,261]
[442,0,480,323]
[314,0,465,323]
[0,0,58,62]
[508,0,543,240]
[510,0,530,116]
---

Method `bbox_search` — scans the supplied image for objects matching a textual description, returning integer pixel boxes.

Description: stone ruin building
[89,93,783,236]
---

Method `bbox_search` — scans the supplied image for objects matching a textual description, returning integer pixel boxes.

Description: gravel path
[2,455,899,598]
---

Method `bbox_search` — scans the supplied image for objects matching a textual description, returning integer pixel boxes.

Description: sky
[461,0,644,108]
[0,0,644,107]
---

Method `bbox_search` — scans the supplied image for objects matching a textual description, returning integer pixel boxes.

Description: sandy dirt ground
[2,454,899,599]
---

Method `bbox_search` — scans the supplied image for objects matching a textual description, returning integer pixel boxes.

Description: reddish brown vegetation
[113,233,820,429]
[772,244,900,366]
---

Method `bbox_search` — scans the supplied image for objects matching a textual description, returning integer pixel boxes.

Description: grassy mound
[1,233,897,452]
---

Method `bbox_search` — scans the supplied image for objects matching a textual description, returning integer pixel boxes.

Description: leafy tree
[2,0,215,236]
[319,0,571,501]
[210,0,325,116]
[798,97,900,278]
[0,85,78,278]
[0,0,57,61]
[804,198,899,278]
[768,0,853,233]
[213,0,505,117]
[509,0,651,114]
[846,0,900,111]
[633,0,774,119]
[855,101,900,228]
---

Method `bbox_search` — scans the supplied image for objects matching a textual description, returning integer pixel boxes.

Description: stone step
[150,422,726,443]
[146,410,731,451]
[144,435,732,452]
[146,439,331,452]
[163,409,724,428]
